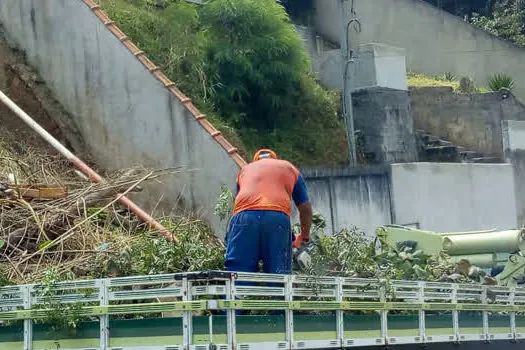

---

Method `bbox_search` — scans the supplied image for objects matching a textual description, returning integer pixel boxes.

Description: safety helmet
[253,149,277,161]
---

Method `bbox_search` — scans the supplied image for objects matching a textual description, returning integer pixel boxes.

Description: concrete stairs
[416,130,501,163]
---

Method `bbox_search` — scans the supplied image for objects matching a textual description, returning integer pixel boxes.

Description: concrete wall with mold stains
[299,167,392,236]
[302,163,517,236]
[411,87,525,159]
[502,120,525,227]
[0,0,240,235]
[390,162,517,232]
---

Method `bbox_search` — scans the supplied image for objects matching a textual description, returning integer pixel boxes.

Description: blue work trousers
[225,210,292,275]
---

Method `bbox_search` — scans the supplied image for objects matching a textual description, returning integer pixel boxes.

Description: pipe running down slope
[0,89,177,242]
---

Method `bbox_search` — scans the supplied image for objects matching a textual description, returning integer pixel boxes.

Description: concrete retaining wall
[390,163,517,232]
[502,120,525,226]
[0,0,244,234]
[352,87,418,164]
[300,167,392,236]
[301,163,518,236]
[411,87,525,158]
[314,0,525,101]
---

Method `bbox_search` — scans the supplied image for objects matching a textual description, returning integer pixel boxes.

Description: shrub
[98,0,349,166]
[471,1,525,47]
[201,0,311,129]
[99,0,207,98]
[458,76,475,93]
[0,267,12,287]
[94,217,225,277]
[488,73,515,91]
[441,72,456,81]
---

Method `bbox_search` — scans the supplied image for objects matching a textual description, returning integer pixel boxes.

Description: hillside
[96,0,350,167]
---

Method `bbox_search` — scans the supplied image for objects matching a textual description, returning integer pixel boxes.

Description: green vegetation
[407,72,489,93]
[407,72,460,89]
[441,72,456,81]
[92,216,225,277]
[33,269,87,339]
[0,268,11,287]
[296,214,456,283]
[214,184,235,222]
[0,185,484,295]
[423,0,525,48]
[96,0,348,166]
[471,1,525,47]
[488,73,515,91]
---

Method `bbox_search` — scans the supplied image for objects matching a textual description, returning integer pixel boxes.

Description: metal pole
[339,0,357,166]
[0,89,177,242]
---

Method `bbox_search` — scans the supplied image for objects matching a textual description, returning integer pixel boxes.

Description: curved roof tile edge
[83,0,247,168]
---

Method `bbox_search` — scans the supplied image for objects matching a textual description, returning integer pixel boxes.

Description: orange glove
[293,233,310,249]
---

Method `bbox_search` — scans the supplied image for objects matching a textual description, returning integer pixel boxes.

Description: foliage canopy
[423,0,525,47]
[201,0,310,129]
[97,0,348,166]
[471,0,525,47]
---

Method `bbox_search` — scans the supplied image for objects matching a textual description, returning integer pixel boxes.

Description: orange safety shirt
[232,158,305,217]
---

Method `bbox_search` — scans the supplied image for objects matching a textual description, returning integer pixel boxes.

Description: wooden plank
[7,184,67,200]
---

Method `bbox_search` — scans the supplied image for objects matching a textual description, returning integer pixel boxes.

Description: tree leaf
[38,240,54,251]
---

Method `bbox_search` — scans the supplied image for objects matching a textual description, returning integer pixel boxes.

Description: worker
[224,148,313,275]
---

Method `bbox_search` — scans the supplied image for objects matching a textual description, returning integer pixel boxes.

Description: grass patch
[96,0,349,167]
[407,72,460,89]
[407,72,489,93]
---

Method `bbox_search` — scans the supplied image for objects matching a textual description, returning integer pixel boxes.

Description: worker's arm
[292,173,312,240]
[297,201,313,240]
[235,170,242,198]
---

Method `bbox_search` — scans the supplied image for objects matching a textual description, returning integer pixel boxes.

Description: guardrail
[1,271,525,349]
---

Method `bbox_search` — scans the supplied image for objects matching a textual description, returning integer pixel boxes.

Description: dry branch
[0,135,195,283]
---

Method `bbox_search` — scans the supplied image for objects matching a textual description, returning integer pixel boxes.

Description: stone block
[350,43,408,91]
[352,87,418,164]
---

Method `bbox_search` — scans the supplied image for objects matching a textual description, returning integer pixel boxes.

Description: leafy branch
[34,268,88,340]
[214,184,235,223]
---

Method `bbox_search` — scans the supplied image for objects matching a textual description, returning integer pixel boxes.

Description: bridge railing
[1,271,525,349]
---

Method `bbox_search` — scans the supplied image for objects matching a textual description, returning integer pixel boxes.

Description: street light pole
[339,0,358,166]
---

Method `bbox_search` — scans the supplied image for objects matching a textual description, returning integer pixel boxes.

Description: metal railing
[1,271,525,349]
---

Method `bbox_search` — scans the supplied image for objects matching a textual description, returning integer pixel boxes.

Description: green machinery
[2,270,525,349]
[376,225,525,286]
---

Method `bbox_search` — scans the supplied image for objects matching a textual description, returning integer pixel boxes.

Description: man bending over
[225,148,313,275]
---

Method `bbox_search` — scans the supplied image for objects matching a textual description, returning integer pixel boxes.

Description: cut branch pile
[0,137,203,284]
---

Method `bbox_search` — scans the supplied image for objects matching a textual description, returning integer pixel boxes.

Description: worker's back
[233,158,299,216]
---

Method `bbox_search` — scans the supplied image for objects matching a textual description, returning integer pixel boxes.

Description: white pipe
[0,89,176,241]
[0,90,77,162]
